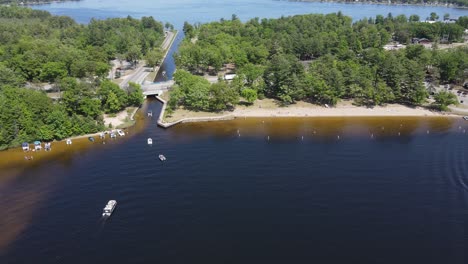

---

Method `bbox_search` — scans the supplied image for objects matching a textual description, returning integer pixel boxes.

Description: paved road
[119,31,175,89]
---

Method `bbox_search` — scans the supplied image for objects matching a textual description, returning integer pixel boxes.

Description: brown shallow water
[170,116,459,141]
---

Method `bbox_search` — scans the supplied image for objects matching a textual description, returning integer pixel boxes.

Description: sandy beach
[163,99,456,124]
[234,100,448,117]
[103,107,138,128]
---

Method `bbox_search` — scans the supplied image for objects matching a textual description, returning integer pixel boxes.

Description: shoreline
[287,0,468,9]
[159,98,458,127]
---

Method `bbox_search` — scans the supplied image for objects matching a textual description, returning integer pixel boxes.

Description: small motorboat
[117,129,125,137]
[147,138,153,145]
[99,132,105,139]
[147,111,153,117]
[66,139,72,145]
[88,137,95,142]
[158,154,166,161]
[102,200,117,217]
[110,132,116,139]
[463,116,468,121]
[22,142,30,151]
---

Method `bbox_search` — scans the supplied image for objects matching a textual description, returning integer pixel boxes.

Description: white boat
[44,142,51,151]
[147,138,153,145]
[66,139,72,145]
[147,111,153,117]
[34,141,42,151]
[158,154,166,161]
[22,142,30,151]
[102,200,117,217]
[117,130,125,136]
[110,132,116,139]
[463,116,468,121]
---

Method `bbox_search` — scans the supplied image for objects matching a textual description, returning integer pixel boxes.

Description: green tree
[79,97,102,119]
[433,91,458,111]
[183,21,195,39]
[209,81,239,111]
[98,80,127,112]
[105,91,121,113]
[39,62,68,82]
[241,88,257,104]
[0,64,25,87]
[126,82,144,106]
[94,62,110,78]
[409,14,420,22]
[145,48,164,67]
[126,45,142,66]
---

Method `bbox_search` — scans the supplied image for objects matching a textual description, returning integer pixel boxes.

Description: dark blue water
[2,99,468,263]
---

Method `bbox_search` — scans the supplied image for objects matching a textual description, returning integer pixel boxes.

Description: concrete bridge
[141,80,174,96]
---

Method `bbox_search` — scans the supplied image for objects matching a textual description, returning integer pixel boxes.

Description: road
[119,31,175,89]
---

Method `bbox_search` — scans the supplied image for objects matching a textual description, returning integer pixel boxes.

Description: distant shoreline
[17,0,80,6]
[286,0,468,9]
[0,1,80,7]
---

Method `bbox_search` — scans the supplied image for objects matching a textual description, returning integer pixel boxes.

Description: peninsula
[160,13,467,126]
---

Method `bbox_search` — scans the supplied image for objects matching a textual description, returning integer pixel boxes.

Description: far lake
[32,0,468,26]
[2,1,468,263]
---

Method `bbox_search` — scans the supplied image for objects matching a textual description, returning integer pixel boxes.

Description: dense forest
[0,6,165,149]
[290,0,468,8]
[170,13,467,113]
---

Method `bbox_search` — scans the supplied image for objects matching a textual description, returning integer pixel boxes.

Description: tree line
[290,0,468,8]
[170,13,467,112]
[0,6,164,149]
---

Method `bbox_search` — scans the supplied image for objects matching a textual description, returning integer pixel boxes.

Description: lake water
[2,99,468,263]
[2,1,468,263]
